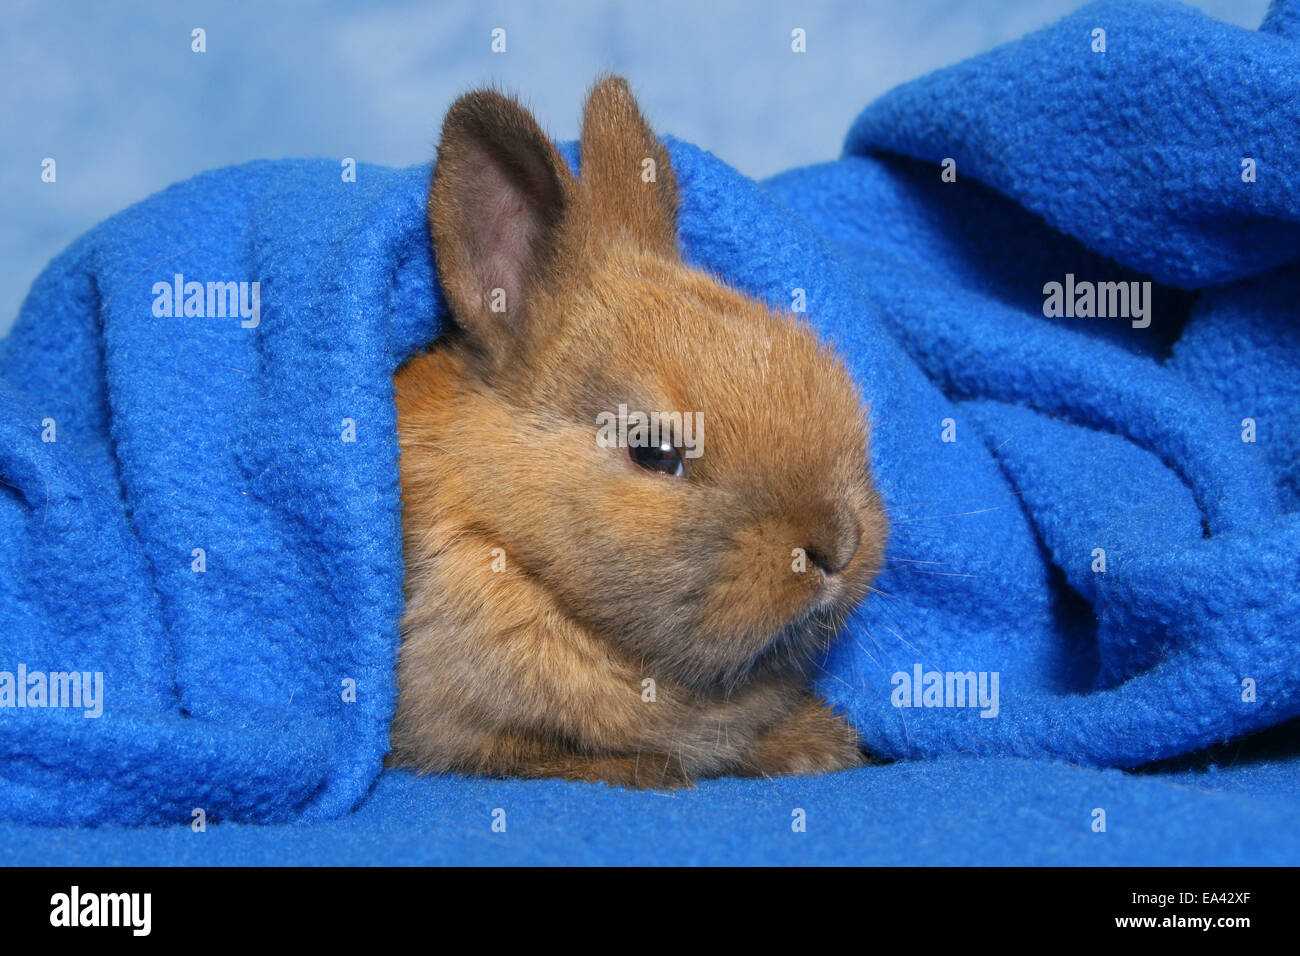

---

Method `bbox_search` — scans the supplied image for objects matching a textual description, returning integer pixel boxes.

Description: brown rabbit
[390,76,887,788]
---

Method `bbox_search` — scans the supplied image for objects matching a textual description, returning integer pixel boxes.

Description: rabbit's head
[410,76,886,691]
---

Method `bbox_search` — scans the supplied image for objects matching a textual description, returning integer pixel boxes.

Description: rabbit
[389,76,887,788]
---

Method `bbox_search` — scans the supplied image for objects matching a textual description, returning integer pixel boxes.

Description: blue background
[0,0,1266,335]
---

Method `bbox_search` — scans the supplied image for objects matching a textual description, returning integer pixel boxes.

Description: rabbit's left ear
[577,76,679,258]
[429,89,576,374]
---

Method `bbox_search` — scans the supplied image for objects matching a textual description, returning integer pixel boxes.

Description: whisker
[889,567,978,578]
[883,490,1026,513]
[890,507,1002,524]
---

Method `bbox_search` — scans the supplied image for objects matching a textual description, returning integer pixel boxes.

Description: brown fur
[389,76,887,788]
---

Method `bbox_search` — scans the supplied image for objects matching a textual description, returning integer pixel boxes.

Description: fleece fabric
[0,0,1297,862]
[3,724,1299,865]
[774,0,1300,769]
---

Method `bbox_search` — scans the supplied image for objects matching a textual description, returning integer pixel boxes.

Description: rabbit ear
[429,89,575,370]
[577,76,679,258]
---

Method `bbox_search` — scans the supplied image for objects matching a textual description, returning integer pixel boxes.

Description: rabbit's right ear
[429,90,575,371]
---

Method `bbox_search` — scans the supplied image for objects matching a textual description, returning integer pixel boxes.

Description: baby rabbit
[390,76,887,787]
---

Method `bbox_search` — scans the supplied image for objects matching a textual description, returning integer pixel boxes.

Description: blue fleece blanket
[1,0,1298,862]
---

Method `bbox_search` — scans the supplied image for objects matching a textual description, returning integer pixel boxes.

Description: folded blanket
[781,0,1300,766]
[1,0,1297,826]
[0,161,438,824]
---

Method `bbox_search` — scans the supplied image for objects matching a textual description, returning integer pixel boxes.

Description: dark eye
[630,440,684,478]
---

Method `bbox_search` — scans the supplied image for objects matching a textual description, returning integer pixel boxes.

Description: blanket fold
[1,162,436,823]
[773,0,1300,766]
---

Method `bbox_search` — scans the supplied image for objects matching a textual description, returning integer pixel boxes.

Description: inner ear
[429,90,574,372]
[461,134,566,309]
[577,76,679,258]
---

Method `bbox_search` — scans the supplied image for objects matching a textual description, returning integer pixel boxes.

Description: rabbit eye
[630,440,684,477]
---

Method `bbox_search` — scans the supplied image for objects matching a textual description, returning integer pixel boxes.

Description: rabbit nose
[804,515,861,576]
